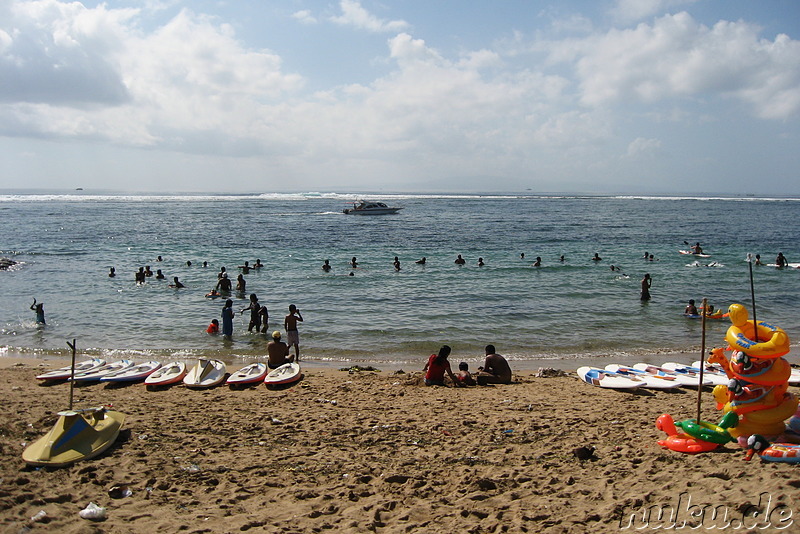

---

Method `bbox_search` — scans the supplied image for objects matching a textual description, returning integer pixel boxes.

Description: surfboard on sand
[605,364,681,389]
[36,358,107,381]
[70,360,134,382]
[264,362,302,386]
[100,361,162,383]
[227,362,268,385]
[576,366,643,389]
[145,361,187,386]
[632,363,711,388]
[663,362,728,386]
[183,359,227,388]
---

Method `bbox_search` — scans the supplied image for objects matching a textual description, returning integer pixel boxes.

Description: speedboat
[343,201,402,215]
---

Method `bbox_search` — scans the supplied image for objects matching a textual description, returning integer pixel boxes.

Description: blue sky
[1,0,799,194]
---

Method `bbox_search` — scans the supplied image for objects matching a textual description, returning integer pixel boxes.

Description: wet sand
[1,358,799,533]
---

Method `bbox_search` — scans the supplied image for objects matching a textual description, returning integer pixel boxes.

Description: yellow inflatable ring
[729,355,791,386]
[725,304,790,359]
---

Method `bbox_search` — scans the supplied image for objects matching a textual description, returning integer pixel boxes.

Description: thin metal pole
[696,298,708,423]
[67,339,76,410]
[748,254,759,342]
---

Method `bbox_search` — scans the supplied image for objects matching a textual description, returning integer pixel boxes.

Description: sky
[1,0,799,194]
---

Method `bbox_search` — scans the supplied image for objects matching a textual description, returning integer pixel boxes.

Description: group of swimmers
[423,344,513,387]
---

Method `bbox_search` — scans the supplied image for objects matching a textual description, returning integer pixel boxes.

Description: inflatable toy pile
[708,303,797,443]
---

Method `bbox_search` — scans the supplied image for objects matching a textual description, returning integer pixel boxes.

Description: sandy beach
[2,358,799,533]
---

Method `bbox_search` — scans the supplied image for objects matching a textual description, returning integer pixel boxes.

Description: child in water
[206,319,219,335]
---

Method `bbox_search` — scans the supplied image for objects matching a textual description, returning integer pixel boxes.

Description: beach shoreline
[2,357,799,533]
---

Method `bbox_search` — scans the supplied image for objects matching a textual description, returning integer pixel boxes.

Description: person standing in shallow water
[641,273,652,301]
[221,299,234,338]
[284,304,303,361]
[30,299,45,324]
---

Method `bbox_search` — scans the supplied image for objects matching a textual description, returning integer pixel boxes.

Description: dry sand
[1,358,799,533]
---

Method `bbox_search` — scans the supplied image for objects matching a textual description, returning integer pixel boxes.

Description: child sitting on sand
[456,362,476,386]
[206,319,219,335]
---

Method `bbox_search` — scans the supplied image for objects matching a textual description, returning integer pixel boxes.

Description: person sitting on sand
[685,299,698,316]
[267,331,294,369]
[423,345,460,387]
[476,345,512,385]
[30,298,45,325]
[206,319,219,335]
[456,362,476,386]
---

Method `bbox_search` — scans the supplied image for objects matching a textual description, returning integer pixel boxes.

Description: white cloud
[610,0,699,24]
[546,12,800,118]
[292,10,317,25]
[625,137,661,158]
[330,0,409,33]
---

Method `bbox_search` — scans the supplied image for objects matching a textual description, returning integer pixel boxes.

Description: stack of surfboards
[36,358,107,381]
[69,360,134,382]
[100,361,161,383]
[577,361,733,389]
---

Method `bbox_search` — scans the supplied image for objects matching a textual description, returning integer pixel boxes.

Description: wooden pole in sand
[747,253,759,342]
[695,298,708,423]
[67,339,76,410]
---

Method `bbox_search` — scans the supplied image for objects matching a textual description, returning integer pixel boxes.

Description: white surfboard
[264,362,301,386]
[36,358,107,381]
[145,361,187,386]
[679,250,711,258]
[70,360,134,382]
[632,363,711,388]
[605,364,681,389]
[226,362,268,385]
[183,359,227,388]
[663,361,729,386]
[100,361,162,383]
[576,366,643,389]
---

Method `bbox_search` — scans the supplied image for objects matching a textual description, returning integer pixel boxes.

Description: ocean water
[2,191,800,369]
